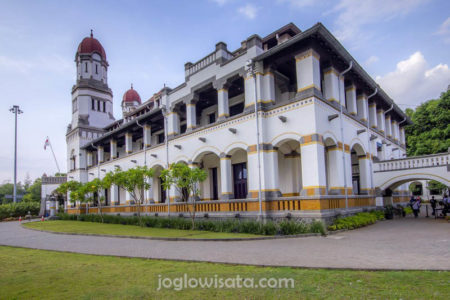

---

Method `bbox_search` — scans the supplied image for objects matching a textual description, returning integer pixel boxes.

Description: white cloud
[328,0,428,46]
[364,55,379,67]
[277,0,317,8]
[238,4,258,20]
[435,17,450,44]
[211,0,231,6]
[375,51,450,107]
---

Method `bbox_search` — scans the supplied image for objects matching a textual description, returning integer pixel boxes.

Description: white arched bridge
[373,151,450,194]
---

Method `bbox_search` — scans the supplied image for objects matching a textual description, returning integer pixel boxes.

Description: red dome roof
[122,85,141,104]
[77,31,106,60]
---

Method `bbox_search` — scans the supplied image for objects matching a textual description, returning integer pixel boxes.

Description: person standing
[412,197,421,218]
[430,196,437,216]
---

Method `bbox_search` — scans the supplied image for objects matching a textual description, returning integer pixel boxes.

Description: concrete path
[0,216,449,270]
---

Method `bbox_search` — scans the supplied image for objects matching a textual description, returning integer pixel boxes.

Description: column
[125,191,132,205]
[217,86,229,121]
[146,177,154,203]
[369,102,378,129]
[262,69,275,105]
[244,71,256,109]
[110,139,117,159]
[97,146,104,163]
[377,109,385,133]
[345,84,357,115]
[219,153,233,200]
[125,132,133,154]
[186,101,197,130]
[400,126,406,145]
[326,143,346,195]
[143,124,151,147]
[295,49,321,95]
[87,151,93,167]
[358,154,372,195]
[169,185,181,202]
[385,115,392,138]
[392,120,399,142]
[323,67,340,105]
[344,144,353,194]
[357,93,369,122]
[299,134,327,196]
[110,184,118,206]
[167,111,180,137]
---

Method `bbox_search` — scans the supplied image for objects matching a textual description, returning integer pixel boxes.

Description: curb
[21,223,325,242]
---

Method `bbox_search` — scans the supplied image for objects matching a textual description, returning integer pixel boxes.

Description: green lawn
[0,246,448,299]
[23,220,264,239]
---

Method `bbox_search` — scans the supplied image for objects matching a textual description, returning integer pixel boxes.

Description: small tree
[160,163,207,229]
[56,181,89,214]
[107,166,154,226]
[85,178,110,223]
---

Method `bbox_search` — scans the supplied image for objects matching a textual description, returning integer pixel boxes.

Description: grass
[0,246,448,299]
[23,220,264,239]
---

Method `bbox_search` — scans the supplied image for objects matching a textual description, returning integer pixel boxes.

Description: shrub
[327,211,383,231]
[55,213,326,236]
[0,202,40,220]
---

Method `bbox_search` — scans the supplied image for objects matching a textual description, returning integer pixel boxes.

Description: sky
[0,0,449,183]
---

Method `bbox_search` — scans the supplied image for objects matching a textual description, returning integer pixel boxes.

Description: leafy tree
[22,178,42,202]
[427,180,448,195]
[85,178,111,223]
[160,163,207,229]
[405,90,450,156]
[0,183,26,204]
[107,166,154,226]
[55,181,87,214]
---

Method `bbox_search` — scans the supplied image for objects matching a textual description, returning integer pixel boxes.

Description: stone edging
[21,223,325,242]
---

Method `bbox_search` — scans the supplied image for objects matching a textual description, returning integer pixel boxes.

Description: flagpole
[47,137,61,173]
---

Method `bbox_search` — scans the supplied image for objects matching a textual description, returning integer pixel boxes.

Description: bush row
[57,213,326,236]
[0,202,40,220]
[327,211,384,231]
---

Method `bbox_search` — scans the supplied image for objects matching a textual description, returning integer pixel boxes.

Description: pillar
[262,69,275,105]
[219,154,233,199]
[110,185,118,206]
[169,185,181,202]
[146,177,154,203]
[125,132,133,154]
[125,190,132,205]
[97,146,104,163]
[217,86,229,120]
[87,151,93,167]
[357,93,368,122]
[345,84,357,115]
[400,127,406,145]
[323,67,340,105]
[299,134,327,196]
[244,71,256,109]
[326,143,346,195]
[377,109,385,133]
[295,49,321,95]
[110,139,117,159]
[143,124,151,147]
[344,144,353,194]
[369,102,378,129]
[167,111,180,137]
[358,154,372,195]
[392,120,399,142]
[385,115,392,138]
[186,101,197,130]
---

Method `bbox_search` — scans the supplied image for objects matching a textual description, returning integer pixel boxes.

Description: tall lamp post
[9,105,23,203]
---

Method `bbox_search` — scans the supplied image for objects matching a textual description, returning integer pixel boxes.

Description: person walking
[412,197,421,218]
[430,196,437,216]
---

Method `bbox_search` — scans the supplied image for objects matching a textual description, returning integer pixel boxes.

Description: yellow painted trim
[345,86,356,92]
[217,88,228,93]
[301,141,324,147]
[248,189,280,192]
[297,84,319,93]
[218,113,229,118]
[350,112,357,115]
[221,192,233,195]
[324,68,339,76]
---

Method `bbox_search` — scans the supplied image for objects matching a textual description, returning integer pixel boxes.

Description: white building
[66,23,411,219]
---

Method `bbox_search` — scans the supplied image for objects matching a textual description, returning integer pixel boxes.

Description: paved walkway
[0,215,449,270]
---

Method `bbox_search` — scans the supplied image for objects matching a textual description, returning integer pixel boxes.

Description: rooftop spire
[131,83,133,89]
[90,29,93,38]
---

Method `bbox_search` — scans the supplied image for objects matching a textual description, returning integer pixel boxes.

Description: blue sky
[0,0,449,183]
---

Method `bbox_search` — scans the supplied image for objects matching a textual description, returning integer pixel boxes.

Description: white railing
[374,152,450,172]
[186,52,217,76]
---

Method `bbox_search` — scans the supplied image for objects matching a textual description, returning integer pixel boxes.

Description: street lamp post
[9,105,23,203]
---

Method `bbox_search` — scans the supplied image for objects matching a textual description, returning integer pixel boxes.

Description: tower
[66,31,115,182]
[121,84,141,116]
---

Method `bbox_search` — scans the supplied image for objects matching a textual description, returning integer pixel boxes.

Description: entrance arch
[193,151,221,200]
[350,143,370,195]
[276,139,302,197]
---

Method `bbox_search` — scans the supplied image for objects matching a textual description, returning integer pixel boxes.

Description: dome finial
[131,83,133,89]
[90,29,93,38]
